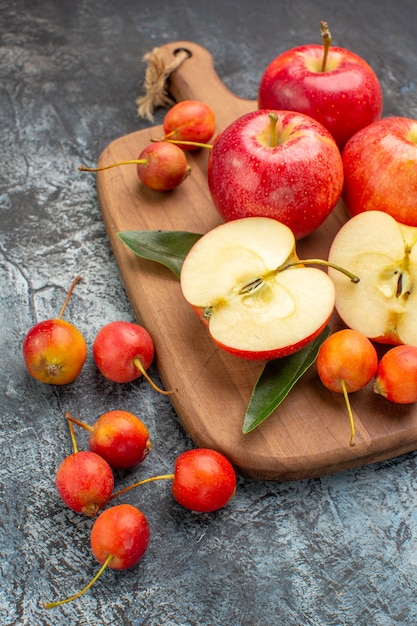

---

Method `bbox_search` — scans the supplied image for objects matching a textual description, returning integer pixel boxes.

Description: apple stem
[66,413,94,434]
[43,553,114,609]
[110,473,175,501]
[78,160,147,172]
[340,379,356,447]
[66,412,79,454]
[132,357,175,395]
[160,138,213,150]
[320,21,332,72]
[281,259,360,283]
[58,275,82,320]
[268,112,278,147]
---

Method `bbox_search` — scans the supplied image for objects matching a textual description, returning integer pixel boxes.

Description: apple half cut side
[180,217,336,360]
[327,210,417,345]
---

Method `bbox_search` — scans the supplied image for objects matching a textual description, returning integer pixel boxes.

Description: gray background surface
[2,1,417,625]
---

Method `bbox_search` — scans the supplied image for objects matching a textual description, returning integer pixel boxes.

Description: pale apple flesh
[328,211,417,345]
[180,217,335,360]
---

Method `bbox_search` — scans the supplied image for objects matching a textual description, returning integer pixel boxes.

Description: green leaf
[117,230,203,278]
[242,326,331,434]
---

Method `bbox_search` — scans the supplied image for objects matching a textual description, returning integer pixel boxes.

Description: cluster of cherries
[21,276,236,608]
[79,99,216,191]
[316,328,417,447]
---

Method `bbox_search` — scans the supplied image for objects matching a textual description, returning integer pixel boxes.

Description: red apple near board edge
[207,109,344,240]
[257,23,383,149]
[341,116,417,227]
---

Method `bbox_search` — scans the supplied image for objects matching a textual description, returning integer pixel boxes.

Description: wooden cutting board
[95,40,417,481]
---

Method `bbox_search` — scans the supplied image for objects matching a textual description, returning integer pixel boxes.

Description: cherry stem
[66,412,79,454]
[78,160,147,172]
[340,379,356,447]
[58,275,82,320]
[269,112,278,147]
[281,259,360,283]
[133,357,175,395]
[159,138,213,150]
[320,21,332,72]
[110,473,175,501]
[66,414,94,434]
[43,553,114,609]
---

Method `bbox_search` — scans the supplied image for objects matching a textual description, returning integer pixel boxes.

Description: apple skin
[341,117,417,226]
[258,44,383,149]
[196,312,331,361]
[206,109,344,240]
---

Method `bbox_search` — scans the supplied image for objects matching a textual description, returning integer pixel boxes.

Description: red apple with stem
[22,275,87,385]
[159,99,216,150]
[55,416,114,517]
[44,503,150,609]
[341,117,417,226]
[258,21,383,149]
[110,448,237,513]
[93,320,174,394]
[67,410,152,469]
[206,110,344,239]
[79,141,191,191]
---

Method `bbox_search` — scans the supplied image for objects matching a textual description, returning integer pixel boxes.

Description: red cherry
[172,448,236,513]
[67,410,152,469]
[55,451,114,517]
[44,504,150,609]
[110,448,237,514]
[22,276,87,385]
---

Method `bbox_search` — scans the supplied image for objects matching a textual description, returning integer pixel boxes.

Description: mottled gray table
[2,1,417,625]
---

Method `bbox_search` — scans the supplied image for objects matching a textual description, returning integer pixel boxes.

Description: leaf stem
[66,414,94,433]
[340,379,356,447]
[58,276,82,320]
[66,412,78,454]
[281,259,360,283]
[161,139,213,149]
[320,21,332,72]
[78,160,147,172]
[133,358,175,395]
[43,553,114,609]
[269,112,278,147]
[110,473,175,501]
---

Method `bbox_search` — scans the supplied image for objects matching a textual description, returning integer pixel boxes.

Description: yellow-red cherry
[22,276,87,385]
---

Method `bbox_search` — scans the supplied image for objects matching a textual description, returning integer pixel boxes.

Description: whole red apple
[341,116,417,226]
[207,109,343,239]
[258,40,382,149]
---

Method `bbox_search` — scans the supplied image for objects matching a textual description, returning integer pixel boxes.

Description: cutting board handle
[145,41,256,127]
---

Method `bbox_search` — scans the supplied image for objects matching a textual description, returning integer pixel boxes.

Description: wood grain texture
[96,41,417,480]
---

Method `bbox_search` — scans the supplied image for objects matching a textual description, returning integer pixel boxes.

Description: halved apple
[180,217,335,360]
[328,210,417,345]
